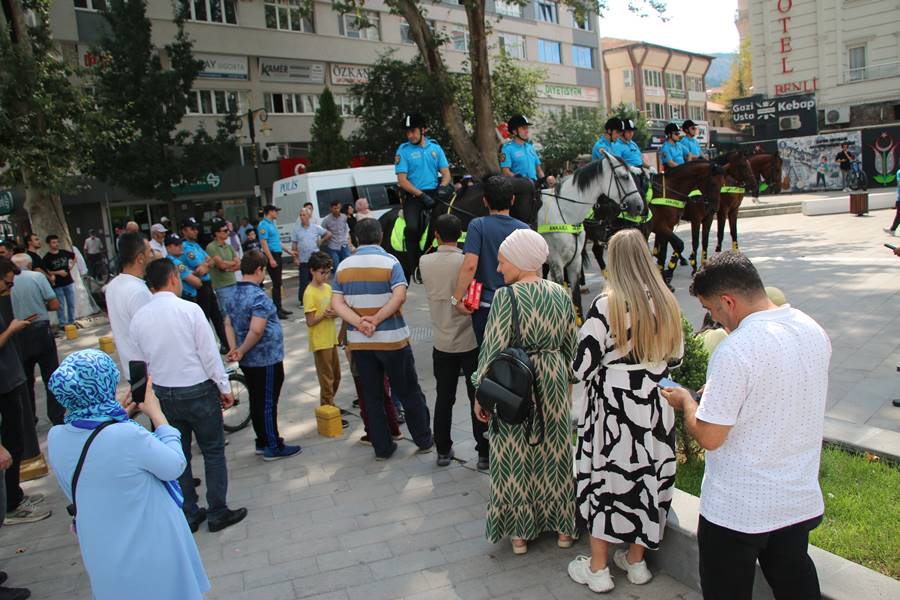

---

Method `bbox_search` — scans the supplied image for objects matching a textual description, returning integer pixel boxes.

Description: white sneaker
[613,549,653,585]
[568,555,614,593]
[883,228,896,236]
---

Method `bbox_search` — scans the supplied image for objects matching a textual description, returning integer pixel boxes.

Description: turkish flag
[279,157,309,178]
[496,123,510,140]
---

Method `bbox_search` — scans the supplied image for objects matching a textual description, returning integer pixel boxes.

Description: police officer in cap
[180,217,229,353]
[613,119,648,169]
[678,119,706,161]
[395,112,452,279]
[165,233,203,301]
[500,115,556,187]
[591,117,624,160]
[659,123,688,169]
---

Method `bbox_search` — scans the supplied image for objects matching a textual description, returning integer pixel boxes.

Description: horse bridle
[541,153,643,215]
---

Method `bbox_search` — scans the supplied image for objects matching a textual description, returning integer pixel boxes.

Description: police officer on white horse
[395,112,452,280]
[591,117,625,160]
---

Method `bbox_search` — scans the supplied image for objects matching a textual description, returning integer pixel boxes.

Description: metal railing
[843,60,900,84]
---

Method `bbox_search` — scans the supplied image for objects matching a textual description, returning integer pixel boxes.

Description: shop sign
[538,84,600,103]
[196,53,249,80]
[78,44,102,69]
[330,63,371,85]
[259,58,325,83]
[171,173,222,194]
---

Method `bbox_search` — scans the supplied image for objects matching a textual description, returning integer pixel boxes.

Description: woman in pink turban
[472,228,578,555]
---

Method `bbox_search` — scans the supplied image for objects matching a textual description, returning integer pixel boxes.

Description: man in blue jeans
[131,258,247,533]
[290,208,331,307]
[321,201,353,270]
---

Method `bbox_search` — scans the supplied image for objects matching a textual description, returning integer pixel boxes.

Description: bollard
[315,405,343,437]
[65,324,78,340]
[98,335,116,355]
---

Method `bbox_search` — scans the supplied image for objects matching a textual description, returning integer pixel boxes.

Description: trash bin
[850,192,869,216]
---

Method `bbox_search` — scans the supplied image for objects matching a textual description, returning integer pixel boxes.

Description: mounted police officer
[395,112,452,281]
[500,114,556,187]
[678,119,706,161]
[613,119,647,170]
[591,117,624,160]
[659,123,687,169]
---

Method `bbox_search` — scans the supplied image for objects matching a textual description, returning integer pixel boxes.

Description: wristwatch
[449,295,459,306]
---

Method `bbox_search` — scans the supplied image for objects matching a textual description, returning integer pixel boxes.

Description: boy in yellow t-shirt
[303,252,343,411]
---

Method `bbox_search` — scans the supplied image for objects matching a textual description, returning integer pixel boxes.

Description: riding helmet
[664,122,680,135]
[604,117,624,132]
[681,119,698,131]
[507,114,531,133]
[622,119,636,131]
[403,112,426,130]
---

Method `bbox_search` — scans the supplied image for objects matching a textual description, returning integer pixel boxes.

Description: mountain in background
[706,53,736,88]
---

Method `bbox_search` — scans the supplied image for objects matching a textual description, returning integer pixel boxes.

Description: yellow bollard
[65,324,77,340]
[315,405,343,437]
[98,335,116,355]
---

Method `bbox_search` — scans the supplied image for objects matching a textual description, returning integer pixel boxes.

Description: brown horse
[649,161,724,285]
[714,152,783,252]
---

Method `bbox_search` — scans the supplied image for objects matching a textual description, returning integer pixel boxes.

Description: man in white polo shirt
[662,251,831,600]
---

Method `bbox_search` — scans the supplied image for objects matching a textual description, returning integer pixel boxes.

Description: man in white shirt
[103,232,153,379]
[149,223,168,258]
[662,252,831,600]
[131,258,247,534]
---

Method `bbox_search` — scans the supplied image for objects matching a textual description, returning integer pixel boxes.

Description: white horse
[539,152,643,321]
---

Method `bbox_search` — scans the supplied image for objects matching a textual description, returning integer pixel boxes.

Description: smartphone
[885,243,897,251]
[658,377,701,402]
[128,361,148,404]
[24,314,38,322]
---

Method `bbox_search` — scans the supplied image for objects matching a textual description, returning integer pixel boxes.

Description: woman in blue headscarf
[47,349,210,599]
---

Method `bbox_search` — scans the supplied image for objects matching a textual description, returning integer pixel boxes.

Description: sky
[599,0,740,55]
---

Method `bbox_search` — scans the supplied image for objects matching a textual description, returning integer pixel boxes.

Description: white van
[270,165,400,244]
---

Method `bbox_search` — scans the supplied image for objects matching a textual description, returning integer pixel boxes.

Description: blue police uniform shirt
[395,137,449,191]
[257,218,282,253]
[660,140,686,167]
[591,136,621,161]
[167,254,197,298]
[180,239,211,283]
[613,138,643,167]
[679,135,702,159]
[499,140,541,180]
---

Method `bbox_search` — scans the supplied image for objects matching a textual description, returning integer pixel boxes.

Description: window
[669,104,684,119]
[687,75,704,92]
[664,72,684,91]
[572,11,591,31]
[690,105,705,121]
[572,106,595,119]
[645,102,664,119]
[181,0,237,25]
[498,33,526,60]
[541,104,564,118]
[74,0,107,10]
[264,0,314,33]
[623,69,633,87]
[186,90,247,115]
[400,18,434,44]
[642,68,663,88]
[264,92,319,115]
[337,95,358,117]
[536,1,558,24]
[495,0,523,17]
[571,45,593,69]
[848,45,866,81]
[538,39,561,64]
[450,27,469,52]
[340,11,379,41]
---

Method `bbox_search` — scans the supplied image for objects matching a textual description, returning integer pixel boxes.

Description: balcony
[843,60,900,84]
[667,88,686,99]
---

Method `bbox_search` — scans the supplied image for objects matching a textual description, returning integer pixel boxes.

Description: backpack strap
[507,285,522,347]
[66,421,117,523]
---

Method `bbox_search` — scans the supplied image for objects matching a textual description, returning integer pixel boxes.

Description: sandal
[557,534,574,549]
[511,537,528,555]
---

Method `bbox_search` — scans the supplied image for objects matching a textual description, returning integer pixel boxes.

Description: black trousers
[401,193,433,279]
[890,202,900,231]
[241,362,284,450]
[197,281,228,347]
[19,321,64,425]
[698,514,822,600]
[432,347,487,458]
[0,384,26,512]
[266,251,284,311]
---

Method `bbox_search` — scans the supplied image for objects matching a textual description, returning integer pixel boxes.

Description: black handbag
[475,286,544,446]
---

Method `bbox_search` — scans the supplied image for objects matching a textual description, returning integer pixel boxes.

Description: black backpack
[475,286,544,446]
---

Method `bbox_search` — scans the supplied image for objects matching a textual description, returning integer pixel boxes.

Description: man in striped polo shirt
[331,218,434,460]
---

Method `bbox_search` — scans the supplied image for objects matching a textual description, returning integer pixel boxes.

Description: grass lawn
[674,445,900,579]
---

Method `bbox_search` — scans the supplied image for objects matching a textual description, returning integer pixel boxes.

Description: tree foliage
[716,38,753,126]
[309,88,351,171]
[671,315,709,463]
[88,0,239,201]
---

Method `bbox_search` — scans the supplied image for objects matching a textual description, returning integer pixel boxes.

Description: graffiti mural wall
[862,126,900,187]
[775,131,862,192]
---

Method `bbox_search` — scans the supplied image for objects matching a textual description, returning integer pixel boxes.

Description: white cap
[150,223,168,234]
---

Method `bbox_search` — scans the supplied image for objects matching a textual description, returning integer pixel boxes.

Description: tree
[0,0,108,317]
[89,0,240,201]
[538,108,606,175]
[716,38,753,127]
[309,88,351,171]
[333,0,665,178]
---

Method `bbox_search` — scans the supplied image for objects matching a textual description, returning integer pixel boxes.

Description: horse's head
[574,153,643,218]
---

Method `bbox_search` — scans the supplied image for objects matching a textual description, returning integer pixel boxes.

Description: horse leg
[730,206,739,250]
[715,205,727,253]
[664,229,685,287]
[567,235,586,324]
[689,214,701,274]
[701,212,714,265]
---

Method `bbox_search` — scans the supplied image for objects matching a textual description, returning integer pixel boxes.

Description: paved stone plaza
[3,199,899,599]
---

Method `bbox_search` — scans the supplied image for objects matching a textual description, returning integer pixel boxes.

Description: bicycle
[223,368,251,433]
[848,160,868,191]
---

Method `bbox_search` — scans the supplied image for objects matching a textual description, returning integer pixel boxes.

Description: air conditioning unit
[261,144,289,163]
[779,115,802,131]
[824,105,851,125]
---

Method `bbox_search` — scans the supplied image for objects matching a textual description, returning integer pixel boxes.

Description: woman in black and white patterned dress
[567,230,684,594]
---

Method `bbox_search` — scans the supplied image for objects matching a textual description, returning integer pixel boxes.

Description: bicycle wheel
[223,372,252,433]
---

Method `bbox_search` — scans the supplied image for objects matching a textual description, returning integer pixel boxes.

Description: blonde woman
[568,229,684,593]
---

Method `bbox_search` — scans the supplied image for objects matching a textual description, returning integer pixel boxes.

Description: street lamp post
[246,108,271,209]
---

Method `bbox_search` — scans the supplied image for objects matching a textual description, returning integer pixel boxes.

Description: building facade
[748,0,900,129]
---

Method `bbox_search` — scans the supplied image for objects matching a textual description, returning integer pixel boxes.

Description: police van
[270,165,400,245]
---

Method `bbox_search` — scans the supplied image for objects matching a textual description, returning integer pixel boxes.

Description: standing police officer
[257,205,290,319]
[678,119,706,161]
[181,217,229,353]
[500,115,556,186]
[395,113,452,280]
[660,123,688,169]
[165,234,202,301]
[591,117,624,160]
